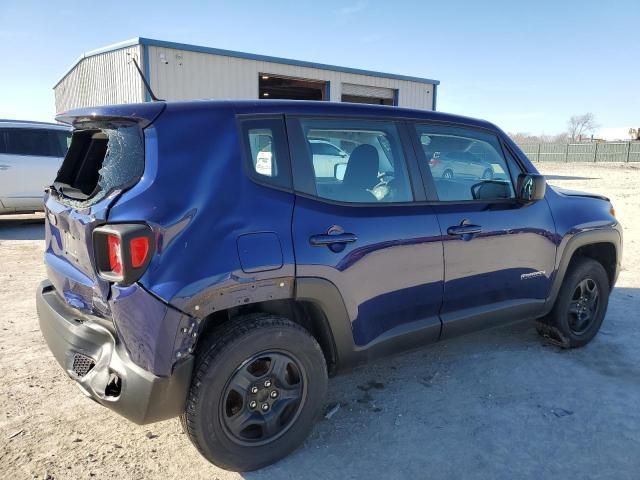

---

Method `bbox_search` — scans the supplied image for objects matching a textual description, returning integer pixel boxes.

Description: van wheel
[181,314,327,471]
[482,168,494,180]
[536,258,609,348]
[442,169,454,179]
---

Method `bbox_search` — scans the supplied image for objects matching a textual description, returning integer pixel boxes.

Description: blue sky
[0,0,638,136]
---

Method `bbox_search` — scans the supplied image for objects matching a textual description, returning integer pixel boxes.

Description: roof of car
[58,100,502,134]
[0,119,71,130]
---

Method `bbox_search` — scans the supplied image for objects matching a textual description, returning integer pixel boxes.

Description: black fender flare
[544,227,622,313]
[295,277,359,371]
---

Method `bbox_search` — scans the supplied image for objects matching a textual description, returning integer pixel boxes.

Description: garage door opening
[341,94,394,106]
[341,83,397,106]
[259,74,327,101]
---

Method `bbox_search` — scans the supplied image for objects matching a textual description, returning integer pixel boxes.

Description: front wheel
[482,168,494,180]
[536,258,610,348]
[181,314,328,471]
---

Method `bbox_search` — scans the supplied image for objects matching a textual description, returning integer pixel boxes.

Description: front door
[288,116,444,348]
[412,123,557,337]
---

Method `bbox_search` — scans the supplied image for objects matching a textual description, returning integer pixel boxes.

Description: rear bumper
[36,280,193,424]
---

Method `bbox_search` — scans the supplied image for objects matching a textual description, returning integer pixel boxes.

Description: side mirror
[517,173,546,202]
[335,163,347,181]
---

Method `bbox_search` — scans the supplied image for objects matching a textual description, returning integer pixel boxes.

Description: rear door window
[310,141,345,157]
[290,118,414,203]
[414,124,515,202]
[0,128,71,157]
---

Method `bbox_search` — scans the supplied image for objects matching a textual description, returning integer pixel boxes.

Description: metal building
[54,37,440,113]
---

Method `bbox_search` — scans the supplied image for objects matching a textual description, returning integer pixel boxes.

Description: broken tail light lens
[107,234,123,275]
[93,224,155,285]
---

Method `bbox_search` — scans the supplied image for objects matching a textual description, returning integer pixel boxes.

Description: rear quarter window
[239,117,292,190]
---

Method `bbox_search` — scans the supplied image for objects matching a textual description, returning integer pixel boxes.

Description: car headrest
[342,144,379,189]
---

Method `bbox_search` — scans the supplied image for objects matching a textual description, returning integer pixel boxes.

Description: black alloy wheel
[220,351,305,445]
[567,278,600,335]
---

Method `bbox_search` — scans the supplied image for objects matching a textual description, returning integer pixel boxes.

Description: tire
[181,314,328,471]
[536,257,610,348]
[482,168,493,180]
[442,169,454,179]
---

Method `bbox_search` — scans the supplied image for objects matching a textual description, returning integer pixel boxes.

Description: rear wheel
[536,257,610,348]
[482,168,494,180]
[442,169,454,179]
[181,314,327,471]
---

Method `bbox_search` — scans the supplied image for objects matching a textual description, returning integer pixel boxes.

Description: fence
[517,142,640,163]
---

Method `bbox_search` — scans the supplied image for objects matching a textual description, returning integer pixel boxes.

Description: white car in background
[0,120,71,214]
[309,139,349,178]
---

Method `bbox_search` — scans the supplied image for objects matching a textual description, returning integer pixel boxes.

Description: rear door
[410,123,557,337]
[0,127,70,210]
[288,116,444,348]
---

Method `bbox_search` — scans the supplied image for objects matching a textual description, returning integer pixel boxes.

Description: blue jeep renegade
[37,100,622,471]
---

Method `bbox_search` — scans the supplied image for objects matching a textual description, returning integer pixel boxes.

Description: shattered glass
[94,126,144,202]
[59,126,144,207]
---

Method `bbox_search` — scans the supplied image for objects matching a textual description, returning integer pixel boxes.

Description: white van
[0,120,71,214]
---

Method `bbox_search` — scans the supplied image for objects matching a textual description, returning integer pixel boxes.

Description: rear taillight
[107,234,123,275]
[130,237,150,268]
[93,224,155,285]
[429,158,441,166]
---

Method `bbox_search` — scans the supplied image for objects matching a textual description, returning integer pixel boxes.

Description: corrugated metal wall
[147,46,434,110]
[54,45,145,112]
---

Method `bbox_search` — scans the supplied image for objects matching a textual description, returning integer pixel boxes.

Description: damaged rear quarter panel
[109,283,190,377]
[105,103,296,367]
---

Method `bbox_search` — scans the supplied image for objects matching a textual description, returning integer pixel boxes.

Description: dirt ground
[1,162,639,480]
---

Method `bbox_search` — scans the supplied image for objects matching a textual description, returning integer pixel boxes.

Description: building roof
[54,37,440,89]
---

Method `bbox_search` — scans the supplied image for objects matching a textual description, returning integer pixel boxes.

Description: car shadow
[0,215,45,240]
[243,286,640,479]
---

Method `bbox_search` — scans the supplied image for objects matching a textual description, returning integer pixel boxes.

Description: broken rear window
[53,125,144,207]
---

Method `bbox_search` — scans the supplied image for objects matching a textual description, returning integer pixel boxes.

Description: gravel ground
[1,162,639,480]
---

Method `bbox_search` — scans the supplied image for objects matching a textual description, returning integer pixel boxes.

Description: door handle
[310,232,357,246]
[309,225,357,252]
[447,224,482,236]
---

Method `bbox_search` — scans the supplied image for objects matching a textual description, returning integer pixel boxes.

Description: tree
[508,132,538,144]
[508,132,569,144]
[567,113,598,142]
